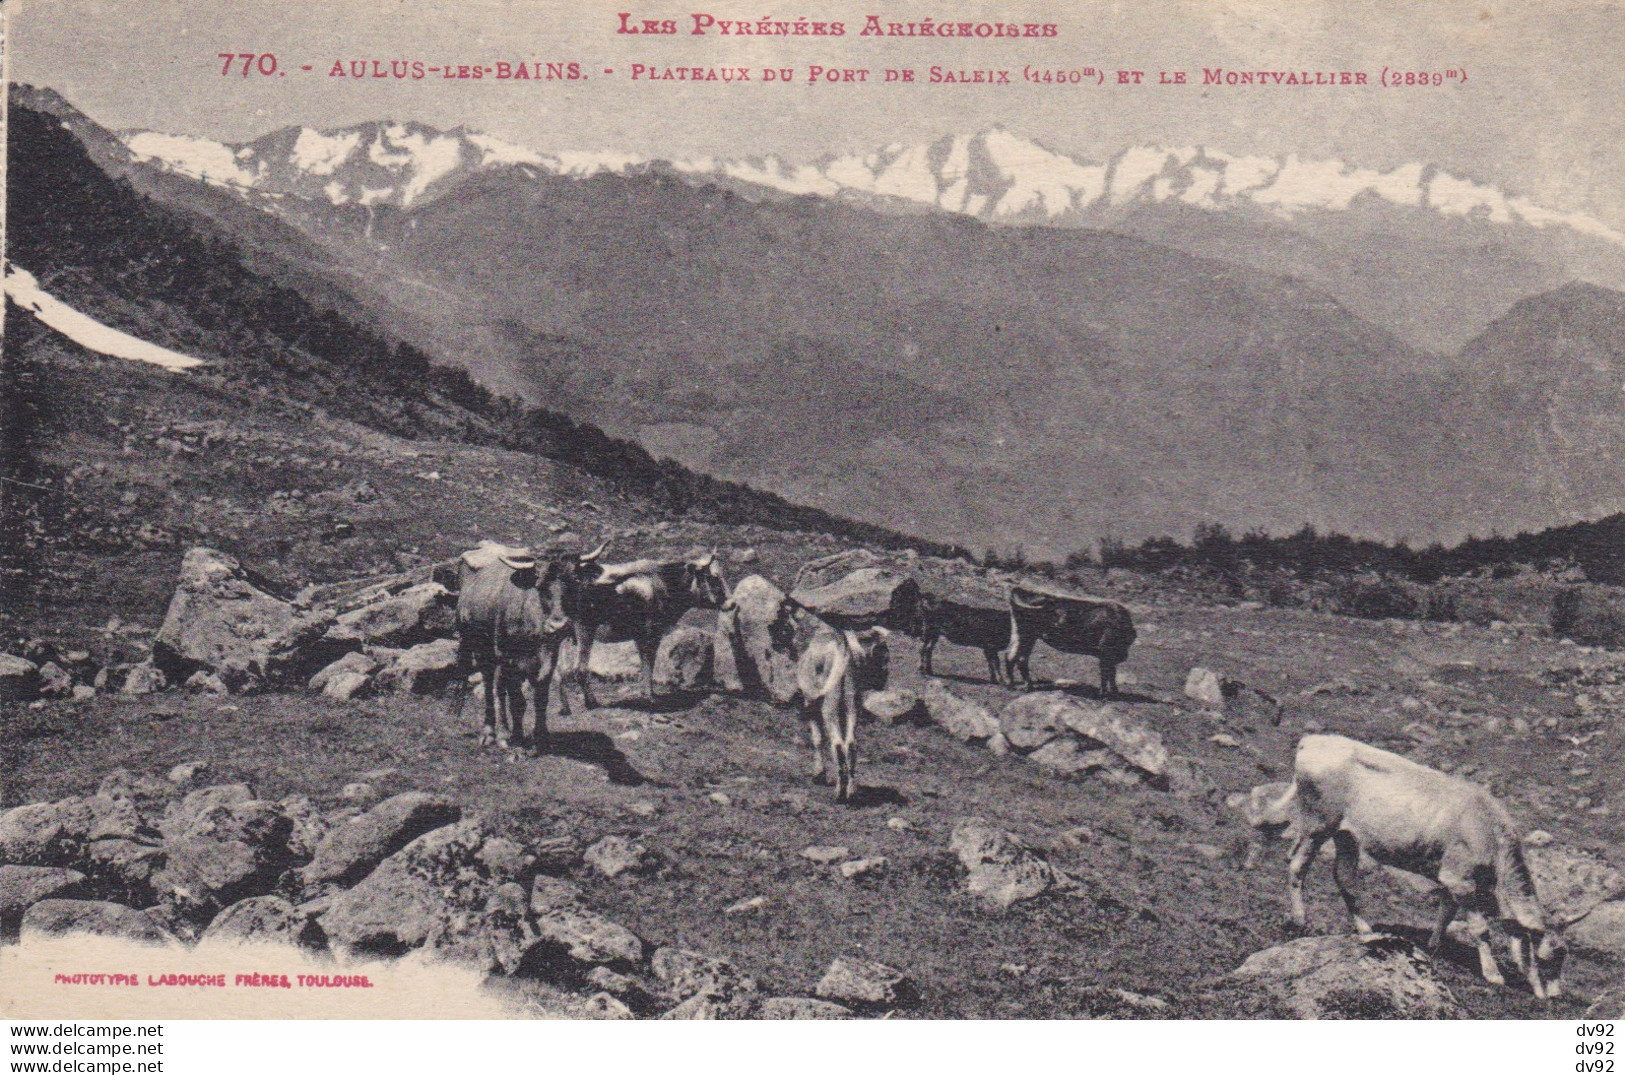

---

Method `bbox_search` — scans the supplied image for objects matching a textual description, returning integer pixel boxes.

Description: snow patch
[5,267,207,371]
[466,132,545,167]
[125,132,260,188]
[291,128,361,176]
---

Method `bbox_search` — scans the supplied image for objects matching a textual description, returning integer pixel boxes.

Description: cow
[914,591,1010,684]
[1247,734,1565,999]
[793,624,891,803]
[447,541,604,753]
[567,550,734,709]
[1002,584,1136,697]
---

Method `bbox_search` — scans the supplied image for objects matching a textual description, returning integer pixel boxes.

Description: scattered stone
[708,792,732,807]
[302,792,463,889]
[1184,667,1225,707]
[556,639,643,682]
[840,857,887,880]
[651,947,755,1003]
[886,817,913,832]
[920,682,999,743]
[530,876,586,915]
[527,906,646,973]
[37,662,73,699]
[70,685,97,702]
[324,583,451,649]
[583,992,636,1020]
[121,661,167,695]
[814,956,916,1010]
[759,997,852,1020]
[999,693,1073,751]
[948,817,1058,910]
[0,653,40,702]
[20,899,178,947]
[725,896,768,915]
[531,835,585,876]
[279,795,327,860]
[0,866,90,935]
[322,672,372,701]
[1586,985,1625,1019]
[167,761,210,786]
[184,670,230,694]
[1058,699,1169,781]
[1218,934,1463,1019]
[864,689,924,726]
[585,835,656,879]
[800,845,850,865]
[1210,734,1241,748]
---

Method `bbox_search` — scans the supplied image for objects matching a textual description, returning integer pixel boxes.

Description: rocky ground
[4,345,1625,1019]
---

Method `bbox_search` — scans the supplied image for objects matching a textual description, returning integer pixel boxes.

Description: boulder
[758,997,853,1019]
[167,761,211,786]
[1184,667,1225,707]
[722,575,800,704]
[650,947,756,1002]
[155,794,295,919]
[1218,934,1463,1019]
[0,800,94,867]
[530,834,585,876]
[949,817,1058,910]
[0,653,40,701]
[653,627,714,691]
[20,899,179,947]
[1027,738,1124,778]
[198,895,318,949]
[790,568,921,630]
[920,682,999,743]
[557,640,643,682]
[301,792,462,889]
[279,795,328,860]
[323,582,452,649]
[1568,901,1625,961]
[529,876,586,914]
[308,651,382,692]
[814,956,916,1010]
[1527,844,1625,925]
[584,835,657,879]
[37,661,73,699]
[162,784,256,840]
[374,638,460,695]
[1058,700,1169,782]
[0,866,90,934]
[185,670,230,694]
[322,672,372,701]
[319,820,529,964]
[152,547,339,687]
[584,993,637,1020]
[864,689,923,726]
[998,693,1073,751]
[525,907,646,974]
[120,661,167,695]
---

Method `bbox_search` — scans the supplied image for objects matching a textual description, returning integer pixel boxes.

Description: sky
[7,0,1625,227]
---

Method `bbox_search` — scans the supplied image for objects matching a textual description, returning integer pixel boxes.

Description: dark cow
[1002,584,1136,697]
[568,550,734,708]
[448,542,604,753]
[915,591,1011,684]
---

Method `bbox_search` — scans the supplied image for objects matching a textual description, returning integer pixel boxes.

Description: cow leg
[1099,659,1118,698]
[638,635,658,707]
[827,688,850,803]
[545,635,571,719]
[446,635,472,723]
[1286,830,1330,927]
[919,634,936,677]
[478,658,498,747]
[837,677,860,804]
[1330,830,1372,936]
[805,709,830,785]
[574,626,599,711]
[1427,887,1458,951]
[533,645,556,755]
[1463,908,1505,987]
[983,646,1002,685]
[493,664,514,748]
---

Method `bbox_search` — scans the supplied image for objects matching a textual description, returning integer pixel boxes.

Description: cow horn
[693,550,715,569]
[579,541,608,563]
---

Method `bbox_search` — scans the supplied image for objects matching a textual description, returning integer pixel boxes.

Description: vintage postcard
[2,0,1623,1031]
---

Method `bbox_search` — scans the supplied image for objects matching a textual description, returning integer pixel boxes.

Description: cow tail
[1495,832,1548,932]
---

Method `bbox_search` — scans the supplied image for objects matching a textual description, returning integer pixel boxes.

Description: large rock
[324,582,452,649]
[322,672,372,701]
[998,693,1073,751]
[790,568,921,630]
[152,548,338,687]
[584,835,657,879]
[525,907,646,974]
[302,792,462,889]
[653,627,714,691]
[650,947,756,1003]
[1568,901,1625,961]
[0,653,40,701]
[198,895,319,949]
[0,800,96,867]
[948,817,1058,909]
[308,651,382,692]
[1058,700,1169,782]
[1184,667,1225,706]
[155,792,295,918]
[814,956,916,1009]
[921,682,999,743]
[1527,844,1625,925]
[864,689,923,726]
[722,575,800,704]
[120,661,167,695]
[759,996,853,1019]
[38,662,74,699]
[556,640,644,682]
[1219,934,1463,1019]
[20,899,179,947]
[319,820,532,966]
[374,638,460,694]
[0,866,89,934]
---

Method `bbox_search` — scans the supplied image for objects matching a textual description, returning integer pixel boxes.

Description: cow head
[849,626,891,691]
[568,540,611,585]
[686,550,734,611]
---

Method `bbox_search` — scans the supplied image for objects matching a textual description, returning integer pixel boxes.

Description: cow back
[1012,589,1135,660]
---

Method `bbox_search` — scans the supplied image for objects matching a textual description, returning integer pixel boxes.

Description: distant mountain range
[16,84,1625,558]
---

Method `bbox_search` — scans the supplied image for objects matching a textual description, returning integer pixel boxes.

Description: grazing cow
[448,542,604,753]
[1248,734,1565,998]
[915,591,1010,684]
[1002,584,1136,697]
[794,624,891,803]
[568,550,734,708]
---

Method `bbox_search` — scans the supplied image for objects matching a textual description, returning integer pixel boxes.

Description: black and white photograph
[2,0,1624,1046]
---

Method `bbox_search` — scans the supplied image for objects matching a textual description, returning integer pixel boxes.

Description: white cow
[1248,734,1565,999]
[794,625,891,804]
